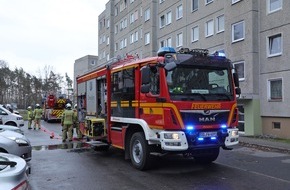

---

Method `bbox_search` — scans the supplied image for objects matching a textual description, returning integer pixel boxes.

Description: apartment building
[98,0,290,139]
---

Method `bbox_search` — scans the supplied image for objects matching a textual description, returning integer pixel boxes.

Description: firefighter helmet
[35,103,40,108]
[27,106,32,110]
[74,104,77,109]
[66,103,72,109]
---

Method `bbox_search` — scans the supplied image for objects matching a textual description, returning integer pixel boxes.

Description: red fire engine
[76,47,241,170]
[43,92,68,122]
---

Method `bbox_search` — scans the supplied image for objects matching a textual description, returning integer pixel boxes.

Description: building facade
[98,0,290,138]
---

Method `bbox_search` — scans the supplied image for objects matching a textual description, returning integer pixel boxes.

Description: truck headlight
[229,130,238,137]
[164,133,180,140]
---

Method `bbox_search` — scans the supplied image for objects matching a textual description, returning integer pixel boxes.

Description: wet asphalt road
[23,121,290,190]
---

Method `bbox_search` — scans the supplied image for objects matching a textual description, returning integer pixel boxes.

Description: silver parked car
[0,130,32,162]
[0,153,30,190]
[0,124,24,135]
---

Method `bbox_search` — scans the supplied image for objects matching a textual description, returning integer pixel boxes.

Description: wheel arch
[5,121,17,126]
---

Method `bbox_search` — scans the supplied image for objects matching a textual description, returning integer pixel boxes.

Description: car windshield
[0,106,11,114]
[166,66,234,101]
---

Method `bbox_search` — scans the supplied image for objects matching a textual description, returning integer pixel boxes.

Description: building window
[232,21,245,42]
[115,25,118,34]
[135,31,138,42]
[268,79,282,101]
[144,8,150,21]
[107,19,110,28]
[160,40,165,48]
[268,0,282,13]
[91,60,96,66]
[124,38,127,47]
[268,34,282,57]
[232,0,242,4]
[192,0,199,11]
[115,43,118,51]
[272,122,281,129]
[160,0,165,3]
[130,13,134,24]
[176,33,183,47]
[130,33,134,44]
[115,7,118,16]
[176,4,183,20]
[166,11,172,25]
[145,32,150,45]
[160,15,165,28]
[216,15,224,33]
[107,37,110,45]
[191,26,199,42]
[167,37,172,47]
[205,19,214,37]
[205,0,213,5]
[234,61,245,81]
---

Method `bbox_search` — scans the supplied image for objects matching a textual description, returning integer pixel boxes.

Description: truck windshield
[166,66,234,101]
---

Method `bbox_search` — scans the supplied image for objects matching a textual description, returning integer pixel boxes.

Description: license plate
[199,131,217,138]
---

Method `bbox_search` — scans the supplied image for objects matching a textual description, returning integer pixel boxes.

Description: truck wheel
[129,132,152,170]
[194,148,220,164]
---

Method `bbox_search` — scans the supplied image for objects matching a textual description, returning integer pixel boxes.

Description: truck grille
[180,110,230,126]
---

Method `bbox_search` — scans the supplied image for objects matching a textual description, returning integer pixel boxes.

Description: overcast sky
[0,0,107,79]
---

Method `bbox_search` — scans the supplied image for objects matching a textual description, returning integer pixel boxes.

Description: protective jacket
[61,109,76,125]
[34,108,43,119]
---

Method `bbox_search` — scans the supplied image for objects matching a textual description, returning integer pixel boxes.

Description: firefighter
[61,103,76,142]
[27,106,34,130]
[73,104,82,140]
[33,103,43,130]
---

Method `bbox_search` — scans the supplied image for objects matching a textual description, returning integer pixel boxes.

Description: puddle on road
[32,142,92,152]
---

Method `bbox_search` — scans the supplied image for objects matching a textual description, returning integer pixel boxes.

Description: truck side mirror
[235,87,241,95]
[233,73,241,95]
[233,73,239,87]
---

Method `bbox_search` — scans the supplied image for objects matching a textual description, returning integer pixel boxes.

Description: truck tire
[194,148,220,164]
[129,132,152,170]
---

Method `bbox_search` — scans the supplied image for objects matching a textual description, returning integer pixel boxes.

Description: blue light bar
[157,47,176,56]
[198,137,204,141]
[186,125,194,130]
[221,124,227,129]
[210,137,217,140]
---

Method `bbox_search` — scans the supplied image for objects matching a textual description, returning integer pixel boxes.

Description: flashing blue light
[221,124,227,129]
[210,137,217,140]
[157,47,176,56]
[198,137,204,141]
[217,52,226,57]
[186,125,194,131]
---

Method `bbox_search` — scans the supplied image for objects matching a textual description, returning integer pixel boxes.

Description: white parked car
[0,124,24,135]
[0,153,30,190]
[0,130,32,162]
[0,104,24,127]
